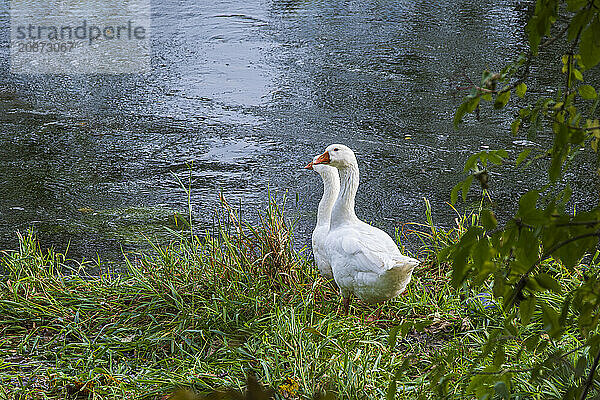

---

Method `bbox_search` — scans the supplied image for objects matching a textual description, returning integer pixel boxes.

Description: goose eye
[333,148,339,152]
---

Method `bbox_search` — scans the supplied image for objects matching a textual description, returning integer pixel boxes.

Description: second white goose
[312,144,420,314]
[305,155,340,280]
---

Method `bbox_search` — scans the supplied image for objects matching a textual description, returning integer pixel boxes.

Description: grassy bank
[0,198,592,399]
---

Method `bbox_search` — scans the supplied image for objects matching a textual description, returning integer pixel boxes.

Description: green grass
[0,197,594,399]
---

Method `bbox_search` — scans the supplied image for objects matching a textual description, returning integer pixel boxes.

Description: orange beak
[304,161,314,170]
[312,151,331,165]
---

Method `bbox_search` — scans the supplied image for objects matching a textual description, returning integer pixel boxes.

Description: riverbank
[0,199,586,399]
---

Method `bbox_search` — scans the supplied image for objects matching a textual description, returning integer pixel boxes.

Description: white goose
[312,144,420,314]
[305,156,340,279]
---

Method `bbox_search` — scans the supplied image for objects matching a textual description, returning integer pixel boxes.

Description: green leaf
[480,209,497,230]
[569,9,592,41]
[527,17,542,55]
[559,295,571,326]
[536,339,549,353]
[516,148,532,165]
[549,155,562,182]
[515,229,540,269]
[386,376,397,400]
[519,296,536,325]
[466,96,481,112]
[436,245,453,262]
[504,318,518,336]
[523,334,540,351]
[494,91,511,109]
[536,7,552,37]
[516,83,527,98]
[579,85,597,100]
[472,238,493,267]
[511,118,521,135]
[462,175,474,201]
[464,152,481,173]
[557,185,573,210]
[575,355,588,379]
[454,101,469,129]
[451,181,461,205]
[388,325,400,349]
[473,261,496,286]
[551,224,599,268]
[518,190,539,215]
[535,273,562,293]
[517,190,546,225]
[549,124,568,182]
[567,0,587,12]
[451,227,480,287]
[494,381,509,400]
[493,274,506,299]
[487,151,504,165]
[481,69,493,83]
[399,321,413,336]
[541,304,562,338]
[580,20,600,69]
[493,346,505,368]
[414,320,432,332]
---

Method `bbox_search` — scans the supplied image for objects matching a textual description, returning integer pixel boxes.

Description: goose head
[305,154,338,177]
[312,144,357,169]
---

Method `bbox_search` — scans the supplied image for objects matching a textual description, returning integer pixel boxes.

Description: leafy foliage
[438,0,600,398]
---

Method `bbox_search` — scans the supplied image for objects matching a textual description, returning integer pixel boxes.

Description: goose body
[305,157,340,279]
[312,144,419,309]
[326,222,419,303]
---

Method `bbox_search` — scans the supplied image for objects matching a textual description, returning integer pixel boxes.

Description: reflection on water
[0,0,597,260]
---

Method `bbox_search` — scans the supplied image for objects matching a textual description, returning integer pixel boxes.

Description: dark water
[0,0,598,261]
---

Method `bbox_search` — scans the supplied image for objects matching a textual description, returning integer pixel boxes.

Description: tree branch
[580,345,600,400]
[544,232,600,256]
[539,23,570,49]
[507,230,600,308]
[564,1,591,102]
[471,16,566,97]
[556,221,600,228]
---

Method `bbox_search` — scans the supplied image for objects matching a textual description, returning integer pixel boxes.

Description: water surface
[0,0,597,260]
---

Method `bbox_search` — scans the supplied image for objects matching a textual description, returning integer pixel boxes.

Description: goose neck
[316,173,339,228]
[331,163,359,227]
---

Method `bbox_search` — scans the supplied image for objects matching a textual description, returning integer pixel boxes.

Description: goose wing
[330,223,401,273]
